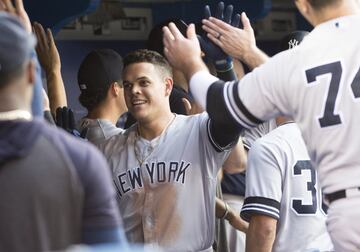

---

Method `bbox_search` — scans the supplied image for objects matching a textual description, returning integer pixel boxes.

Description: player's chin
[129,108,148,122]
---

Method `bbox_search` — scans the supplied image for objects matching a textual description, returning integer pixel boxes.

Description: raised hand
[198,2,240,71]
[0,0,32,33]
[202,12,268,69]
[33,22,67,115]
[33,22,61,74]
[162,22,207,82]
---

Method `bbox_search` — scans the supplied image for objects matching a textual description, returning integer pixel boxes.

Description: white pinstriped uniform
[241,123,333,252]
[189,15,360,251]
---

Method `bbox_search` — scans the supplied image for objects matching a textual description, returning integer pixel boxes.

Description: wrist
[184,59,208,82]
[220,202,230,220]
[45,68,61,78]
[242,46,268,70]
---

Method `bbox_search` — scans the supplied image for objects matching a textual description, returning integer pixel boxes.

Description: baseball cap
[169,85,193,115]
[0,13,36,74]
[77,49,123,95]
[280,31,309,51]
[147,19,188,57]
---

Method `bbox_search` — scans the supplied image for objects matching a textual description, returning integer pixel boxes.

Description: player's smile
[131,99,147,106]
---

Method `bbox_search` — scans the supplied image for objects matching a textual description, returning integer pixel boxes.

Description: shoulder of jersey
[252,125,291,150]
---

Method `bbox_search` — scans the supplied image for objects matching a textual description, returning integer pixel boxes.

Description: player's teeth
[133,101,146,105]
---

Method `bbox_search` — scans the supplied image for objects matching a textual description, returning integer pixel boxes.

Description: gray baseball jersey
[98,112,231,251]
[241,123,333,252]
[78,118,123,145]
[241,120,277,150]
[191,15,360,195]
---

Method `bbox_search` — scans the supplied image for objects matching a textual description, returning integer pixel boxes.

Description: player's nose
[130,84,141,95]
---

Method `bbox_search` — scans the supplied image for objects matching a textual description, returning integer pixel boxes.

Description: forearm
[246,217,276,252]
[222,138,247,174]
[46,70,67,115]
[216,198,248,233]
[215,197,227,218]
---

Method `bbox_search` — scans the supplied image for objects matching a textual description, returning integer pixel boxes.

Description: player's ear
[26,60,36,87]
[294,0,309,15]
[181,98,192,115]
[110,81,122,97]
[164,77,173,97]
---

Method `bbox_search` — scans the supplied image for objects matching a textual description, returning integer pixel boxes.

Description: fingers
[33,22,49,51]
[223,5,233,24]
[186,23,197,41]
[204,5,211,19]
[241,12,252,31]
[231,14,241,28]
[55,107,62,127]
[206,32,224,48]
[0,1,6,11]
[203,17,231,32]
[14,0,25,11]
[162,25,175,49]
[46,28,56,48]
[3,0,15,14]
[62,107,69,130]
[201,21,219,39]
[68,109,75,130]
[214,1,224,19]
[168,22,184,40]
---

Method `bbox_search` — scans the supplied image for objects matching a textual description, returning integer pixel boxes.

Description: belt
[325,187,360,204]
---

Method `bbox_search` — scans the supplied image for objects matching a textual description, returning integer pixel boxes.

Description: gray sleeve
[240,139,282,222]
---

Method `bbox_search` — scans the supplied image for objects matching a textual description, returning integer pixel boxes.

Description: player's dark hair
[0,63,26,88]
[123,49,173,77]
[307,0,341,9]
[78,88,108,112]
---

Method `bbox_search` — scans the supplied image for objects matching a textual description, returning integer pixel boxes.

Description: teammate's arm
[240,138,282,252]
[222,137,247,173]
[246,214,276,252]
[163,23,287,133]
[216,198,248,233]
[34,22,67,115]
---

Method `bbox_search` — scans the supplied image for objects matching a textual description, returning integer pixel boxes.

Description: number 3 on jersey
[291,160,327,215]
[306,61,360,127]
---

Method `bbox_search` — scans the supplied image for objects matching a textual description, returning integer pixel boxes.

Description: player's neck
[311,1,360,26]
[137,111,175,140]
[87,102,124,125]
[0,92,31,114]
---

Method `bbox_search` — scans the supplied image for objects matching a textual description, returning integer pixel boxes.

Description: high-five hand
[162,22,208,81]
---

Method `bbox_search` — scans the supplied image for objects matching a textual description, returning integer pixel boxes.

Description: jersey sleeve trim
[224,81,264,127]
[206,118,237,152]
[240,196,280,222]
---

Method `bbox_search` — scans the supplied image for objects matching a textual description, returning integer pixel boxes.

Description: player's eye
[123,82,132,89]
[139,80,150,86]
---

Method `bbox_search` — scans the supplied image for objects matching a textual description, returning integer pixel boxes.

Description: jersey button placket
[143,191,155,242]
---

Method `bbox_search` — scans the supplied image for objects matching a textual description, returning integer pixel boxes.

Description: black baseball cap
[77,49,123,95]
[0,13,36,75]
[169,86,193,115]
[147,19,188,57]
[280,31,309,51]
